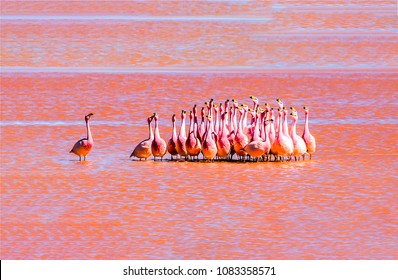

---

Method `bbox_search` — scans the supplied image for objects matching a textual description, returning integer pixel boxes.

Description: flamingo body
[130,116,154,160]
[151,114,167,160]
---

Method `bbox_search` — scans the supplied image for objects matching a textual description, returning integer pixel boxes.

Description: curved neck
[154,119,160,138]
[189,116,194,134]
[86,119,93,143]
[238,111,244,133]
[291,118,297,136]
[304,112,310,133]
[172,120,177,139]
[148,121,153,140]
[233,107,238,132]
[278,113,284,137]
[252,115,261,141]
[180,117,186,137]
[283,112,289,135]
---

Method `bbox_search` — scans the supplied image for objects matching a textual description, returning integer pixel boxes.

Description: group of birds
[129,97,316,162]
[69,97,316,162]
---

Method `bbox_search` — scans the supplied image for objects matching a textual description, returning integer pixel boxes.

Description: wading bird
[70,113,94,161]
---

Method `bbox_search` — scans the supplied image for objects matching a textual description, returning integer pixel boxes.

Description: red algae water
[1,1,397,259]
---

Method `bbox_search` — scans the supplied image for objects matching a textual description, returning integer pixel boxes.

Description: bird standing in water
[130,114,154,160]
[70,113,94,161]
[167,114,179,160]
[302,106,316,159]
[151,113,167,161]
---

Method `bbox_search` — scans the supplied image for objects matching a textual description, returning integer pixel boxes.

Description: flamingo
[186,110,202,160]
[70,113,94,161]
[302,106,316,159]
[233,106,249,160]
[130,114,154,160]
[167,114,178,160]
[198,107,206,142]
[289,109,307,160]
[202,115,218,161]
[282,107,294,159]
[151,113,167,161]
[275,98,284,135]
[216,112,231,159]
[243,112,268,161]
[175,110,188,159]
[271,109,293,160]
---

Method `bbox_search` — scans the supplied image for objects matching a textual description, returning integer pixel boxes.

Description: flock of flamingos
[70,97,316,162]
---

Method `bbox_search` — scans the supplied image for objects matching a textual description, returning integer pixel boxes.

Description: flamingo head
[303,106,309,114]
[181,110,186,119]
[193,104,197,115]
[221,112,227,120]
[85,113,94,121]
[276,98,283,109]
[172,114,176,122]
[250,95,258,104]
[153,113,159,121]
[264,103,270,110]
[224,99,229,108]
[290,110,298,121]
[213,104,218,112]
[189,110,193,119]
[290,106,297,112]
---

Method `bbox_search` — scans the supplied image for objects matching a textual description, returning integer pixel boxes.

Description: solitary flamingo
[167,114,178,160]
[70,113,94,161]
[151,113,167,161]
[302,106,316,159]
[175,110,188,159]
[130,114,154,160]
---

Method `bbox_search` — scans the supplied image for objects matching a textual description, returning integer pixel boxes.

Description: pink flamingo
[167,114,178,160]
[186,110,202,160]
[268,108,276,146]
[243,111,268,161]
[275,98,284,135]
[216,112,231,159]
[283,107,294,158]
[233,106,249,160]
[130,114,154,160]
[198,107,206,142]
[175,110,188,159]
[151,113,167,161]
[250,95,259,110]
[302,106,316,159]
[271,109,293,160]
[70,113,94,161]
[289,109,307,160]
[202,115,218,161]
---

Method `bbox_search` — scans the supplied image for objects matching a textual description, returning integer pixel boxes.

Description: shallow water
[1,1,398,260]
